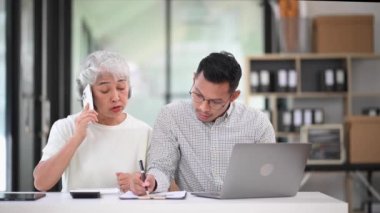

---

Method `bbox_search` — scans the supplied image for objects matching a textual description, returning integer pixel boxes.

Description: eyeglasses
[189,90,231,110]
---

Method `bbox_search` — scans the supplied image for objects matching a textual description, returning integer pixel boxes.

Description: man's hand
[129,172,156,195]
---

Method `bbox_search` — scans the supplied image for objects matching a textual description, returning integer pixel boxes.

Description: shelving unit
[349,56,380,117]
[245,53,380,143]
[245,53,380,213]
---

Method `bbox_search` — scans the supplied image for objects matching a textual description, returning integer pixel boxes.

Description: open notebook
[119,191,187,200]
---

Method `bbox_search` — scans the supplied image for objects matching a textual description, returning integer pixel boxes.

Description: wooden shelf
[350,93,380,97]
[247,53,380,60]
[245,53,380,143]
[276,132,300,138]
[249,92,347,98]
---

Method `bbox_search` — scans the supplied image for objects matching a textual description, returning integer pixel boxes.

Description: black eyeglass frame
[188,88,232,110]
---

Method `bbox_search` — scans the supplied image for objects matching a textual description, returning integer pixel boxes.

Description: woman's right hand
[74,104,98,142]
[34,104,98,191]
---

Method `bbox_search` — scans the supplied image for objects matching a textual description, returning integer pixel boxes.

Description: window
[72,0,166,125]
[171,0,263,101]
[73,0,263,125]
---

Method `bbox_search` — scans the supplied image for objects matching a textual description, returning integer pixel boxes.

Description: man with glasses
[130,51,275,194]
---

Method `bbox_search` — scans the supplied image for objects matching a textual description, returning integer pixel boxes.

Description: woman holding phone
[33,51,151,192]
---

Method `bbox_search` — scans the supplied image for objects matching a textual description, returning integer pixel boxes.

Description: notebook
[119,191,187,200]
[191,143,311,199]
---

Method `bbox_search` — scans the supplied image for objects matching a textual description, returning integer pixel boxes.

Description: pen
[139,160,150,196]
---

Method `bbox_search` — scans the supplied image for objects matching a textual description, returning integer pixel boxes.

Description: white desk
[0,192,347,213]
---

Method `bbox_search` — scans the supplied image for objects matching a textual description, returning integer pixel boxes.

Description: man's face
[190,72,239,122]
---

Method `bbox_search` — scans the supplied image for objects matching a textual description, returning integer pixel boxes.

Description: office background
[1,0,380,212]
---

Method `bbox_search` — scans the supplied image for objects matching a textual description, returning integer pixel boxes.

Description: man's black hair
[195,51,242,93]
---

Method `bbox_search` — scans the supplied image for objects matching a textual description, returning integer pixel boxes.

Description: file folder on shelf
[250,70,260,92]
[278,110,292,132]
[335,69,346,92]
[275,69,288,92]
[321,69,335,91]
[313,109,324,124]
[259,69,271,92]
[303,109,313,126]
[287,69,297,92]
[293,109,303,132]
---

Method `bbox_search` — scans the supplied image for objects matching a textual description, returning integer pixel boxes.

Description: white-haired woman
[33,51,151,192]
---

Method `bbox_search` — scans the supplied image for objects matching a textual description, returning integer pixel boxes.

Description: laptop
[191,143,311,199]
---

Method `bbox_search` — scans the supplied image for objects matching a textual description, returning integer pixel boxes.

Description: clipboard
[119,191,187,200]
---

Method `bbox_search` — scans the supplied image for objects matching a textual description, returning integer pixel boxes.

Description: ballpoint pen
[138,160,150,196]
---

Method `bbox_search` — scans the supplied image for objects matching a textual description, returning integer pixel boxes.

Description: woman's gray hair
[76,50,131,96]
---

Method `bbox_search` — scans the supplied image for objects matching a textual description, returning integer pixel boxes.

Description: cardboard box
[346,116,380,164]
[313,15,374,53]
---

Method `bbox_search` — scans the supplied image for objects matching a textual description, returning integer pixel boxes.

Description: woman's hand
[116,172,132,192]
[74,104,98,142]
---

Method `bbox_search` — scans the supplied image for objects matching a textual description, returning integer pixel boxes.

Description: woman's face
[91,73,130,125]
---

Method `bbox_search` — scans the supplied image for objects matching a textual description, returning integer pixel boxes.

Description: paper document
[119,191,187,200]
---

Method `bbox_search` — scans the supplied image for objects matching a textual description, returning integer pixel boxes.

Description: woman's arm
[33,105,98,191]
[33,134,84,191]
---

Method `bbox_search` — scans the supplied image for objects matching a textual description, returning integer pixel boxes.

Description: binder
[276,69,288,92]
[279,110,292,132]
[313,108,324,124]
[321,69,335,91]
[250,70,260,93]
[335,69,346,92]
[259,70,271,92]
[287,69,297,92]
[303,109,313,126]
[292,109,303,132]
[362,107,379,116]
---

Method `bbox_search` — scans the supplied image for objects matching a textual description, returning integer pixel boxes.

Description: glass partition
[72,0,165,126]
[171,0,263,101]
[73,0,263,125]
[0,0,6,191]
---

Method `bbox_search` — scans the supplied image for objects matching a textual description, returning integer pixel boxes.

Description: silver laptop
[191,143,311,199]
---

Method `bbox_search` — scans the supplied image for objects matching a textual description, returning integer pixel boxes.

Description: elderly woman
[33,51,151,192]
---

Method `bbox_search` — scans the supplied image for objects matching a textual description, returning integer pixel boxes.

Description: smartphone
[82,84,94,110]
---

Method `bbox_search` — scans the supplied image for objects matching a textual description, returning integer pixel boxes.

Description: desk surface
[0,192,347,213]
